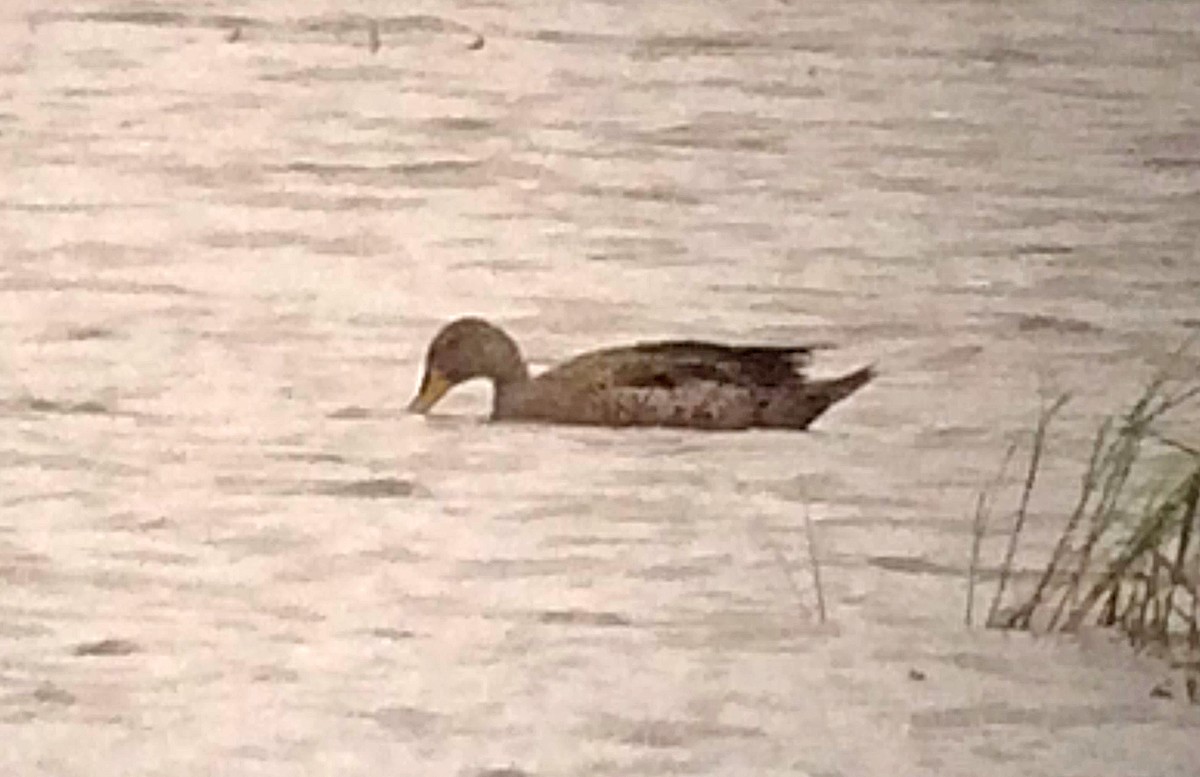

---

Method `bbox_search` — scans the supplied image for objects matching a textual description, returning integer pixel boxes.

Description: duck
[408,317,874,431]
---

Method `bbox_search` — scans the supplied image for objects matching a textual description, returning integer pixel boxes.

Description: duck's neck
[492,361,530,387]
[473,322,530,414]
[490,366,530,417]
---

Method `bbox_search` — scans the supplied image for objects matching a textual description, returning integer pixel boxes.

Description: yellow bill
[407,369,452,414]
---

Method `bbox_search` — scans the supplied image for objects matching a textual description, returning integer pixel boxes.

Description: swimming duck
[408,317,874,430]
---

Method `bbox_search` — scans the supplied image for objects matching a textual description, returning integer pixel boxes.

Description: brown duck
[408,317,874,430]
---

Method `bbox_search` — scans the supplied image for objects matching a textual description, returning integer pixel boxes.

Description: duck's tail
[759,365,876,429]
[812,364,876,407]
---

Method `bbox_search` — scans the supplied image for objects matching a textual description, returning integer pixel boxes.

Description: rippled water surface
[2,1,1199,774]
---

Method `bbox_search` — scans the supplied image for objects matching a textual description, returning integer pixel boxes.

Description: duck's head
[408,317,529,414]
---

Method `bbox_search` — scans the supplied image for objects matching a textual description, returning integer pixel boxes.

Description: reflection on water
[2,0,1199,774]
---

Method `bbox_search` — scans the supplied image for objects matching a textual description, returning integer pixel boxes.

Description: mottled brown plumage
[409,317,873,430]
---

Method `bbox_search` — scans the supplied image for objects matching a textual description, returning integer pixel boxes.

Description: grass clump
[968,354,1200,701]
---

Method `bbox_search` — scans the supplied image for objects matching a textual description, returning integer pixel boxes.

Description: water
[2,1,1199,774]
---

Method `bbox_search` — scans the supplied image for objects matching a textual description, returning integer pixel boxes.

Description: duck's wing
[620,340,827,388]
[538,340,827,391]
